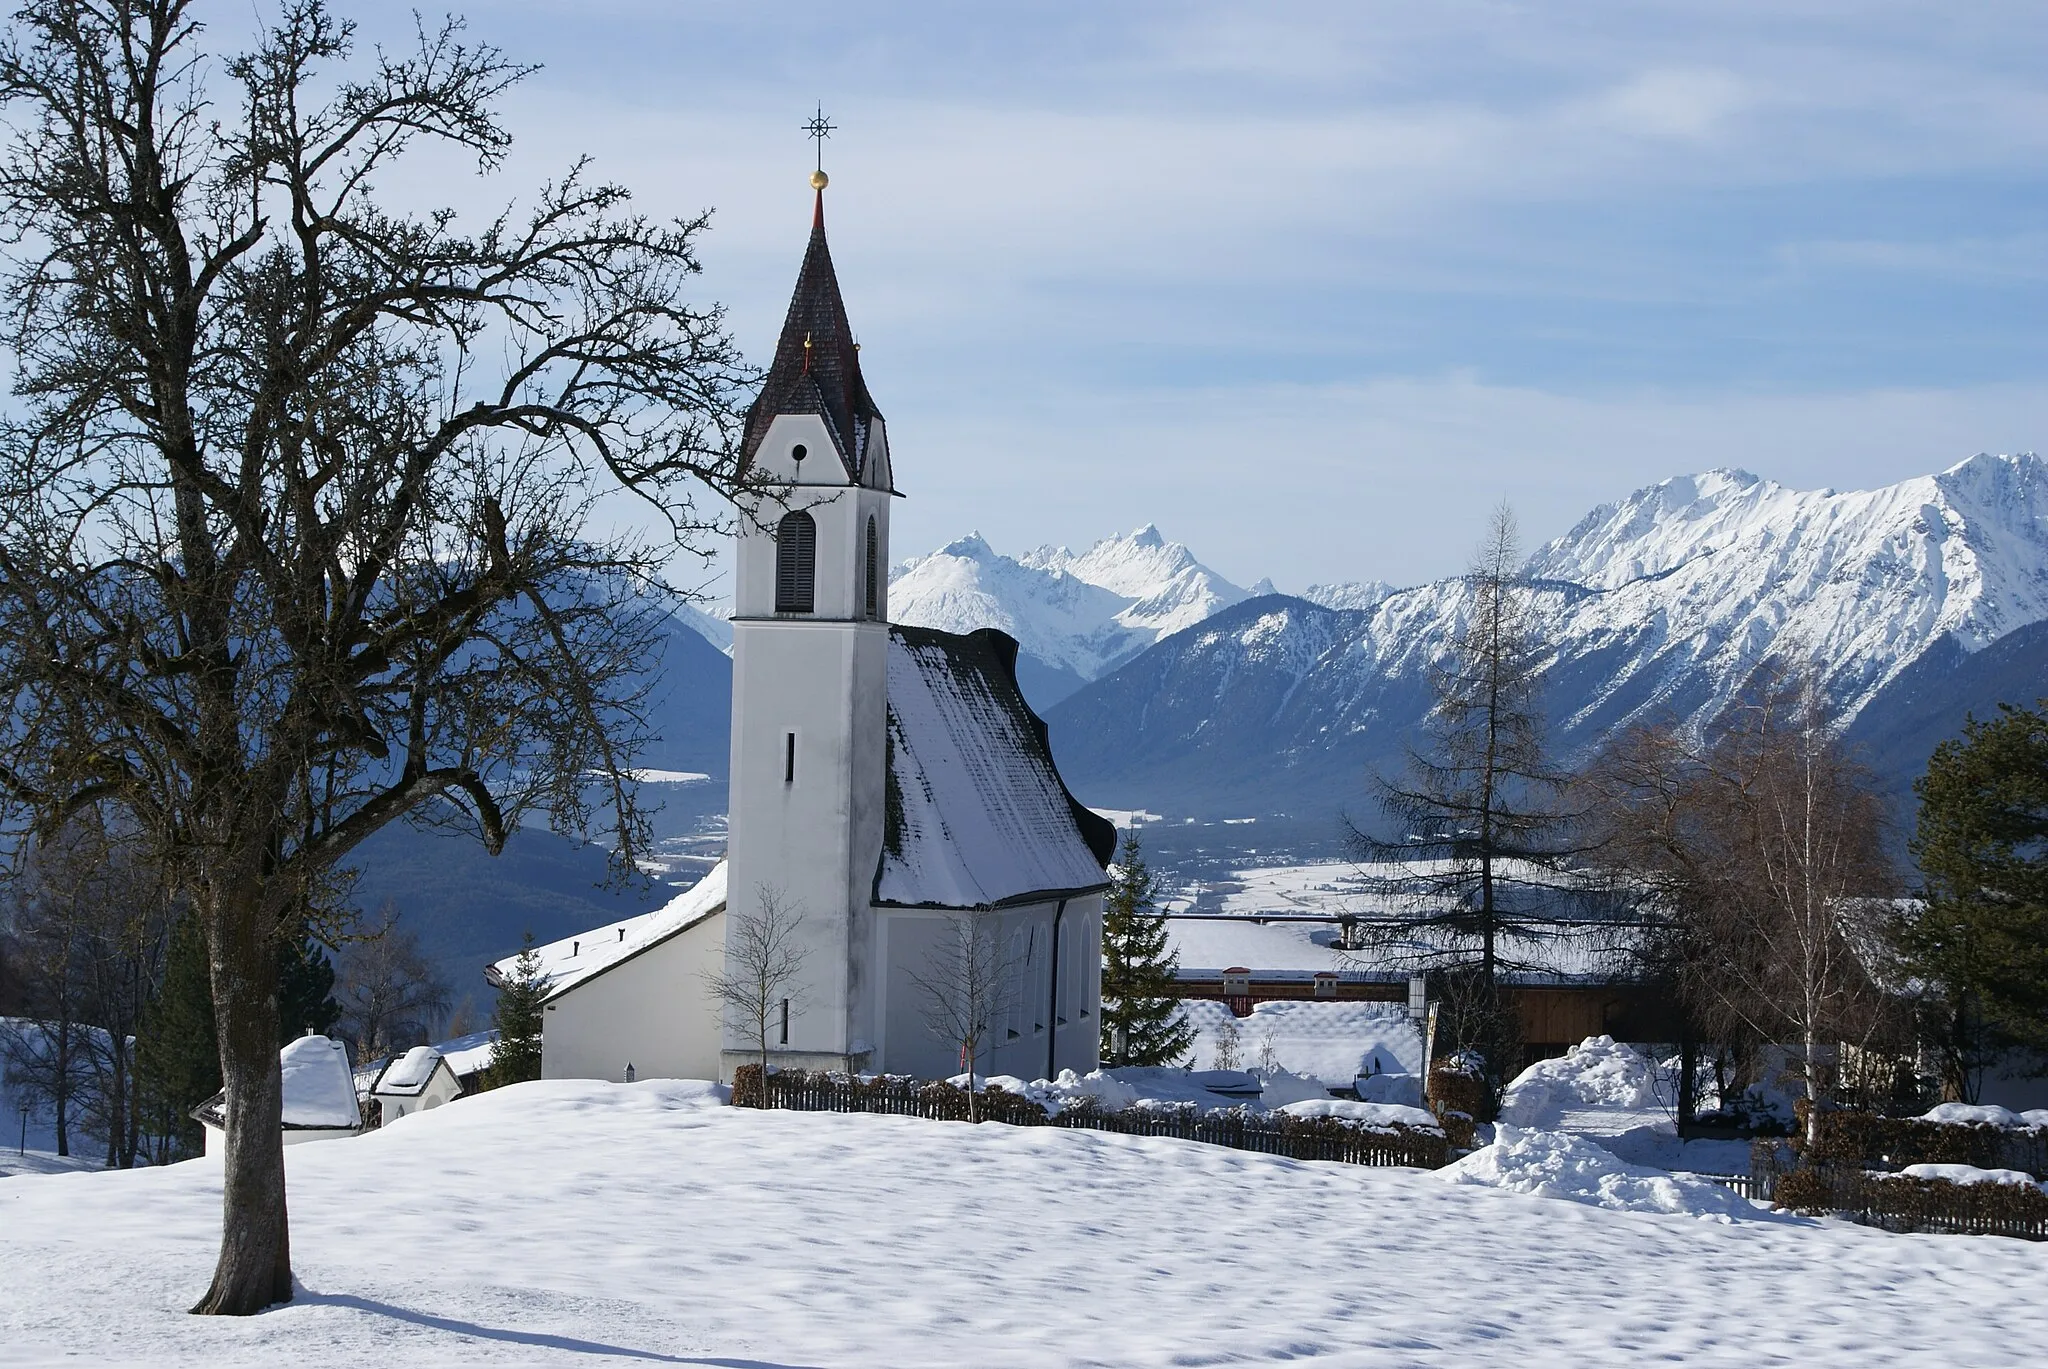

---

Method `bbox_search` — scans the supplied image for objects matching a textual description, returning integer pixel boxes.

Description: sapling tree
[0,0,755,1312]
[703,886,808,1088]
[911,912,1017,1122]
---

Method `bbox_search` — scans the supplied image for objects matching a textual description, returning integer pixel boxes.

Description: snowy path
[2,1079,2045,1366]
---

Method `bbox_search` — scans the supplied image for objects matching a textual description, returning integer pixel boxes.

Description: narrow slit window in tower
[774,510,816,613]
[784,732,796,783]
[864,515,879,620]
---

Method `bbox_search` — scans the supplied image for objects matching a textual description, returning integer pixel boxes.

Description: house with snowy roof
[192,1034,360,1155]
[490,172,1115,1084]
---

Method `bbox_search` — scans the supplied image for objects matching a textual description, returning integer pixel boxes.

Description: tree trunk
[54,1017,70,1157]
[191,891,292,1315]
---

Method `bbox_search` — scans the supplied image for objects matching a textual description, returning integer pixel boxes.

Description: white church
[490,175,1116,1083]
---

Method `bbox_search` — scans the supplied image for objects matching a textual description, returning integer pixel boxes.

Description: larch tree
[1099,828,1194,1068]
[1351,504,1584,1092]
[0,1,755,1312]
[1901,700,2048,1102]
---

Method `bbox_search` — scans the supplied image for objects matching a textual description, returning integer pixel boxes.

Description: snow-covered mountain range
[887,525,1251,701]
[1043,452,2048,820]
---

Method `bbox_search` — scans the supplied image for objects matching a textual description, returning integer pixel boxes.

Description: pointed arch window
[864,515,880,620]
[775,511,816,613]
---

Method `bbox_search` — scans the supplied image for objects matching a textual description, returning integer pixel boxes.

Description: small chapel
[490,171,1115,1084]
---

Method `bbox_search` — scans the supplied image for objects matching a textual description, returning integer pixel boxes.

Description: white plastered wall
[873,894,1105,1081]
[725,411,892,1070]
[541,910,726,1082]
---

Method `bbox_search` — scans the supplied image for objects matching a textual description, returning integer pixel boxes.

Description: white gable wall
[874,893,1103,1080]
[542,910,726,1083]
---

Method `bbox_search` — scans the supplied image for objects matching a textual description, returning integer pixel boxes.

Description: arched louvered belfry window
[774,511,816,613]
[864,516,880,620]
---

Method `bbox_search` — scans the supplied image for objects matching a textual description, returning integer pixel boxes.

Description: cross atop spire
[803,104,835,178]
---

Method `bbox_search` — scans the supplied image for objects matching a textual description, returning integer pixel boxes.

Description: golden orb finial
[810,169,829,190]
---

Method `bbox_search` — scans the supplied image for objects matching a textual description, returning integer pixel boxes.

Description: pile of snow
[1899,1163,2046,1190]
[7,1078,2048,1364]
[1498,1036,1663,1128]
[1440,1124,1765,1222]
[1278,1098,1442,1133]
[1919,1103,2048,1130]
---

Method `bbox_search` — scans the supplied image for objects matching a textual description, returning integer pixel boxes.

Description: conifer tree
[1903,700,2048,1101]
[1100,829,1195,1067]
[480,935,549,1090]
[133,914,219,1161]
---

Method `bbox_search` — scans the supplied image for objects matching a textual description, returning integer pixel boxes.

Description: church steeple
[740,184,883,482]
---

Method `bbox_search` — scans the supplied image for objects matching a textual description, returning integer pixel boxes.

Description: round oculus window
[791,443,807,463]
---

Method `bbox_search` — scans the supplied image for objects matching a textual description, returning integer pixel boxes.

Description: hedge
[732,1065,1451,1169]
[1775,1166,2048,1239]
[1793,1102,2048,1179]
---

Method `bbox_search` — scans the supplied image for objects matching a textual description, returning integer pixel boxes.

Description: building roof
[1168,914,1646,987]
[877,626,1115,910]
[739,190,882,480]
[487,860,729,1002]
[193,1034,360,1132]
[371,1046,458,1099]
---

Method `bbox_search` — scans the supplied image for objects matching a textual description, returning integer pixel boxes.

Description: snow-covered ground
[4,1077,2047,1366]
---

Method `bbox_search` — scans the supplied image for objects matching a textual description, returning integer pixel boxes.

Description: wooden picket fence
[731,1066,1451,1170]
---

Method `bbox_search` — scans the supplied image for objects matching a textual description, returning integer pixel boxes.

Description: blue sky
[358,1,2045,591]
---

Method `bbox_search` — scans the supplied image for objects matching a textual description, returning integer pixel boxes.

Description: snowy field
[5,1078,2048,1367]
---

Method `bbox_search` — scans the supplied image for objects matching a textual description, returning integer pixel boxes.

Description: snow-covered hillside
[1048,453,2048,818]
[6,1078,2047,1365]
[889,525,1248,684]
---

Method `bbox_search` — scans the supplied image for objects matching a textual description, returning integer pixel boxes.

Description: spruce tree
[133,914,220,1162]
[1903,700,2048,1100]
[480,935,549,1090]
[1100,829,1196,1067]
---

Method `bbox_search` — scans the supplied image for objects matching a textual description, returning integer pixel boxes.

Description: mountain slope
[1046,453,2048,824]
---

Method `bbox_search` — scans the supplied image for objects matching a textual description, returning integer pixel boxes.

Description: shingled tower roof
[740,189,883,480]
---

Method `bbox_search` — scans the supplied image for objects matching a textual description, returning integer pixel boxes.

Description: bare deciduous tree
[703,886,807,1084]
[0,1,756,1312]
[910,912,1018,1122]
[333,903,450,1065]
[1585,675,1903,1134]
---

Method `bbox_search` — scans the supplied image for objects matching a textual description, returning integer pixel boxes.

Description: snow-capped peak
[892,526,1249,680]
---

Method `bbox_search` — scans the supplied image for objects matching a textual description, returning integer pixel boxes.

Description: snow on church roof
[878,626,1114,909]
[488,860,728,1002]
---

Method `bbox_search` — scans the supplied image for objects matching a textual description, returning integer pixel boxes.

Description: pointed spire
[741,179,881,478]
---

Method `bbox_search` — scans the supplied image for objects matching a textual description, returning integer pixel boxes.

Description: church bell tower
[722,164,898,1074]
